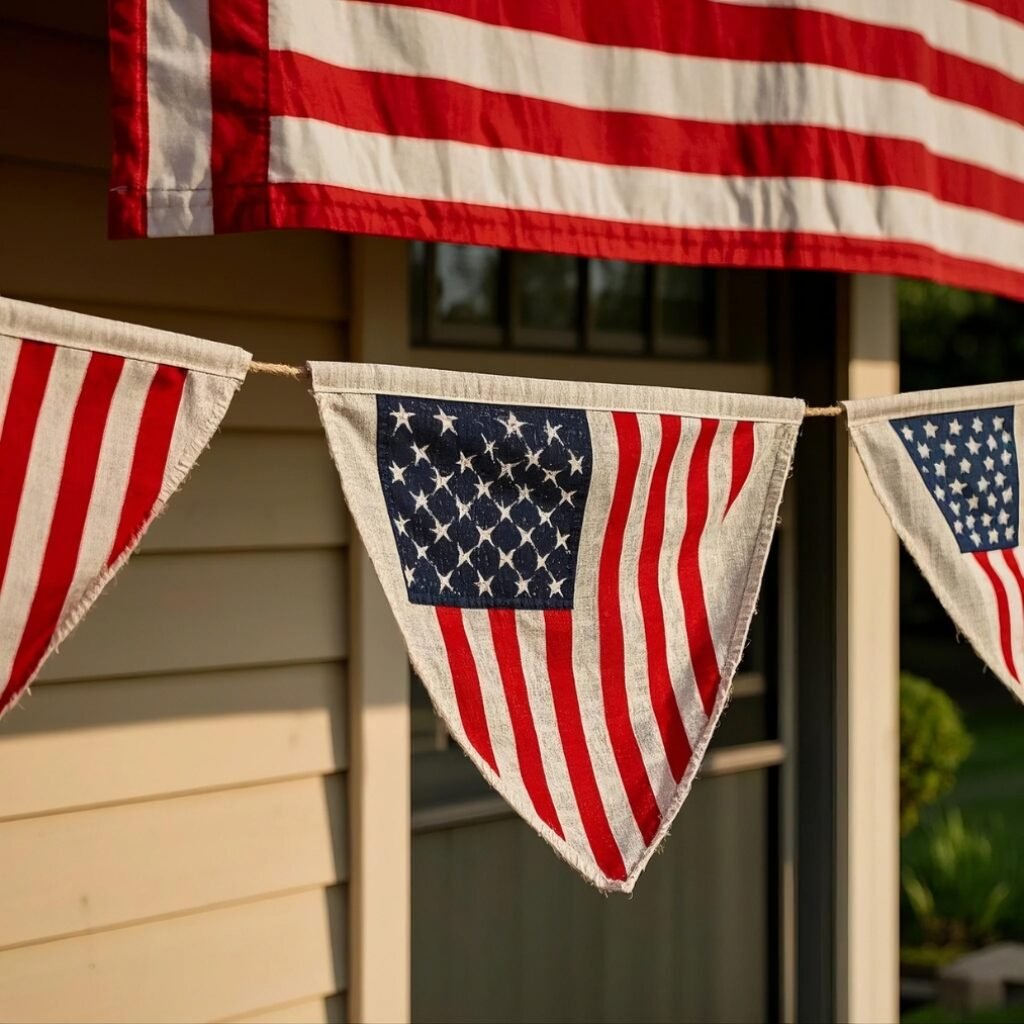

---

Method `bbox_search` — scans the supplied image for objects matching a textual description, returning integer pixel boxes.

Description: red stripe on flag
[270,56,1024,225]
[600,412,661,845]
[637,414,692,783]
[678,418,722,716]
[107,0,149,238]
[376,0,1023,126]
[436,606,498,773]
[544,610,627,882]
[0,341,56,596]
[2,353,125,712]
[974,551,1020,683]
[210,0,271,231]
[488,609,564,837]
[725,421,755,519]
[107,364,188,566]
[243,182,1024,304]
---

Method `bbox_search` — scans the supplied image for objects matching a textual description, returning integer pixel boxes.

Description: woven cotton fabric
[0,298,250,719]
[312,362,802,890]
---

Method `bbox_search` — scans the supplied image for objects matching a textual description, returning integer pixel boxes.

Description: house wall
[0,9,350,1023]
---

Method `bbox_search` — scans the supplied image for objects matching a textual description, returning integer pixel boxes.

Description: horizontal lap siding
[0,11,350,1023]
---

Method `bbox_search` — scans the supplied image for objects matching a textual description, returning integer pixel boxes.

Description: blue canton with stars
[892,406,1019,554]
[376,395,592,609]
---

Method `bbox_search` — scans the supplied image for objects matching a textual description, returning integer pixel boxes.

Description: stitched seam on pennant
[313,383,803,426]
[618,420,799,890]
[849,425,1024,704]
[847,387,1024,427]
[0,374,244,724]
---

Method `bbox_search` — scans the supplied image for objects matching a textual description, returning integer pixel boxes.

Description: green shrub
[900,673,972,834]
[902,809,1019,949]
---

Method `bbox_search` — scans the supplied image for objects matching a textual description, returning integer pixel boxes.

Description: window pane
[516,253,579,336]
[434,244,501,328]
[410,241,428,344]
[657,266,714,356]
[591,260,645,334]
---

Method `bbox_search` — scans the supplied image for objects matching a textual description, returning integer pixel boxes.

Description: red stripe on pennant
[1001,549,1024,686]
[974,550,1019,683]
[637,414,692,783]
[436,606,498,773]
[488,609,563,838]
[0,341,56,596]
[678,418,722,716]
[3,353,125,712]
[600,412,661,845]
[270,56,1024,225]
[108,364,188,566]
[544,610,627,882]
[725,420,755,519]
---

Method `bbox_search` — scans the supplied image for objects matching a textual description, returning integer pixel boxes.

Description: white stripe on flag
[989,547,1024,682]
[711,0,1023,80]
[270,0,1024,181]
[269,118,1024,272]
[0,347,90,683]
[146,0,214,236]
[0,339,20,430]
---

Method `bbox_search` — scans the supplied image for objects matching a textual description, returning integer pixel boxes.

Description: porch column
[348,237,412,1024]
[836,274,900,1023]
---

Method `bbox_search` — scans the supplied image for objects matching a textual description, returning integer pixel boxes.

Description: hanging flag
[0,298,250,719]
[108,0,1024,299]
[312,363,802,890]
[846,386,1024,702]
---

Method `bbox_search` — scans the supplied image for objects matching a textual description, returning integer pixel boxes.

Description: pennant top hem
[308,361,806,425]
[844,381,1024,426]
[0,297,251,380]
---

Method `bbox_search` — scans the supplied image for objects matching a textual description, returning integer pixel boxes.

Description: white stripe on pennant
[619,412,677,814]
[57,360,159,627]
[515,609,594,867]
[0,339,21,432]
[270,118,1024,271]
[573,410,645,867]
[660,417,708,752]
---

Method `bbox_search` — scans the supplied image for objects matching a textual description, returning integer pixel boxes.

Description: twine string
[246,361,846,417]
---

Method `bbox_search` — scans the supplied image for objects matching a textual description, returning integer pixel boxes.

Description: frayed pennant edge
[0,371,247,724]
[316,380,801,893]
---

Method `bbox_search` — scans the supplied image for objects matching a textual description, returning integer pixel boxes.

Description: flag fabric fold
[845,384,1024,703]
[0,298,250,719]
[312,362,803,890]
[108,0,1024,300]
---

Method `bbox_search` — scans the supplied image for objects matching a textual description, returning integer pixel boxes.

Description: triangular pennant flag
[845,385,1024,704]
[312,363,802,891]
[0,298,250,719]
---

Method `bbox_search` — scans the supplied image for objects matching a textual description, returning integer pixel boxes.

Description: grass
[903,1004,1024,1024]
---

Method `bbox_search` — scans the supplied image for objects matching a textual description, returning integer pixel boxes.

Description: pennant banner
[312,362,802,890]
[845,385,1024,703]
[0,298,250,719]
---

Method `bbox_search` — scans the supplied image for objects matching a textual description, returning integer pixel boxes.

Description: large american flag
[313,364,802,889]
[894,406,1024,684]
[0,299,248,720]
[109,0,1024,299]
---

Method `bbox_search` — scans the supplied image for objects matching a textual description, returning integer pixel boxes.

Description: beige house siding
[0,9,350,1023]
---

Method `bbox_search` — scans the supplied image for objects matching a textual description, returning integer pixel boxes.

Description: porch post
[836,274,901,1023]
[347,237,412,1023]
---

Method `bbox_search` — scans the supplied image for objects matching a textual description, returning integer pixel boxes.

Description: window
[411,242,717,358]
